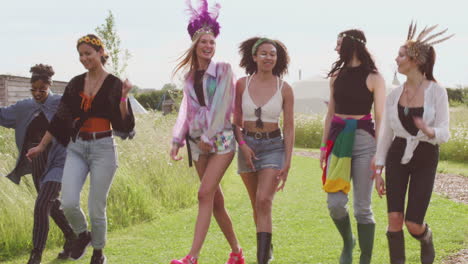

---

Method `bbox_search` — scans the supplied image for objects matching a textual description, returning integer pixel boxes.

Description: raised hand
[122,78,133,97]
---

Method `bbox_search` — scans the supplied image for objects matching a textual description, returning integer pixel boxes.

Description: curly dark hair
[328,29,378,77]
[239,37,289,77]
[30,64,55,84]
[76,34,109,65]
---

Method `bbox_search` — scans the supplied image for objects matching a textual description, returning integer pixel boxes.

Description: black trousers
[31,151,74,252]
[385,137,439,224]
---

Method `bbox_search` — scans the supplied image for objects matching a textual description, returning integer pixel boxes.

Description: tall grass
[0,112,199,260]
[294,113,323,148]
[294,106,468,162]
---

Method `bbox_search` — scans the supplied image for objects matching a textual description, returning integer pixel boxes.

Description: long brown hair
[417,46,437,82]
[328,29,378,77]
[172,35,204,78]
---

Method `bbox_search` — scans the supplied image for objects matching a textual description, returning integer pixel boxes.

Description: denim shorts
[237,135,285,173]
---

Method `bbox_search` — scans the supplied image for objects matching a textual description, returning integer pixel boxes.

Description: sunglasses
[30,89,48,94]
[255,107,264,129]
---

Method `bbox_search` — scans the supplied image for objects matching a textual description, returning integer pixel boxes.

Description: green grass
[0,112,199,261]
[3,156,466,264]
[437,160,468,177]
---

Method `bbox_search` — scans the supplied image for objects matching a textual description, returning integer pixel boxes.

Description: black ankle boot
[268,243,274,261]
[90,249,107,264]
[386,230,405,264]
[410,225,435,264]
[57,233,77,259]
[257,232,272,264]
[27,249,42,264]
[70,231,91,260]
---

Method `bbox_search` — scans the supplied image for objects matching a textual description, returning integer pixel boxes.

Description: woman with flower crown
[169,1,245,264]
[27,34,135,264]
[320,29,386,264]
[373,22,453,264]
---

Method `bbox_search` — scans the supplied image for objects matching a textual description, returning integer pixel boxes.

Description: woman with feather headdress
[373,22,453,264]
[169,1,245,264]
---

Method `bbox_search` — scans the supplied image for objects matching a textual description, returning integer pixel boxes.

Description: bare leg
[240,172,258,225]
[188,151,236,257]
[194,155,241,253]
[255,168,280,233]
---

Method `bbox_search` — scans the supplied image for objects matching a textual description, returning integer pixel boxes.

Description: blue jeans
[61,136,117,249]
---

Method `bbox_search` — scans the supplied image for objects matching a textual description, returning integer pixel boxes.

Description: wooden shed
[0,75,67,106]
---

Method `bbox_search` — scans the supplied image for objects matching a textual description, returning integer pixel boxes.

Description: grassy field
[294,106,468,163]
[2,156,467,264]
[0,113,199,261]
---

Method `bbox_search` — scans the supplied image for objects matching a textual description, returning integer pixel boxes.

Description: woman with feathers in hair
[169,1,244,264]
[320,29,386,264]
[373,22,453,264]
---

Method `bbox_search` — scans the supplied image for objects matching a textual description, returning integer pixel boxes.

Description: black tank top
[194,70,206,106]
[333,65,374,115]
[398,104,424,136]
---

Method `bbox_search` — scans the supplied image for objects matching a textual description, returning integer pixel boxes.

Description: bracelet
[320,142,326,147]
[320,146,327,151]
[120,97,127,102]
[239,140,246,146]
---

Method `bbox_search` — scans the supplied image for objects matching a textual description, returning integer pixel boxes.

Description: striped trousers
[31,150,74,252]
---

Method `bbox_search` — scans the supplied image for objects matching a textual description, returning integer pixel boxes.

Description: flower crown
[186,0,221,41]
[77,35,105,48]
[405,21,454,65]
[339,33,366,45]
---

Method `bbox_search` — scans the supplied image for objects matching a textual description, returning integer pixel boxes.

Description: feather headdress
[405,21,454,64]
[186,0,221,41]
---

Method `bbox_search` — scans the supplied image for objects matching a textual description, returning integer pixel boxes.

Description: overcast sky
[1,0,467,90]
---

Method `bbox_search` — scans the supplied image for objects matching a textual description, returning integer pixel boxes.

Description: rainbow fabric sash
[322,114,374,194]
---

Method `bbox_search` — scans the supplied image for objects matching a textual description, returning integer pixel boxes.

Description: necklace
[403,78,424,116]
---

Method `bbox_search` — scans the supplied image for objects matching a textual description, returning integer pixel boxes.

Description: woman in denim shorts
[233,37,294,264]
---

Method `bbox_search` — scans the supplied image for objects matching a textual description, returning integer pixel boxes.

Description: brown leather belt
[78,130,112,141]
[243,129,281,140]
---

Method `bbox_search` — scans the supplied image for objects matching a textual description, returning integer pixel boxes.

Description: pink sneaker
[225,248,245,264]
[170,255,198,264]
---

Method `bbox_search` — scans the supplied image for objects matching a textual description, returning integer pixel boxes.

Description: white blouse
[375,81,450,166]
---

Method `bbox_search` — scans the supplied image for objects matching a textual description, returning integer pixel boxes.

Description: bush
[446,87,468,107]
[134,90,167,110]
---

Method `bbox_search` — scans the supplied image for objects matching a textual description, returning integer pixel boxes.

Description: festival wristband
[239,140,246,146]
[120,97,127,102]
[320,147,327,151]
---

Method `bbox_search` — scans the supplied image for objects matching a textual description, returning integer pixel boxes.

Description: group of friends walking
[0,0,453,263]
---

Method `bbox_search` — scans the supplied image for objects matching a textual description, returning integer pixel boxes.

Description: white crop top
[242,74,284,123]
